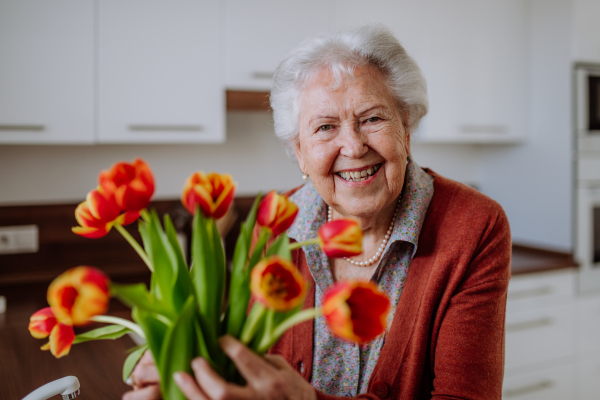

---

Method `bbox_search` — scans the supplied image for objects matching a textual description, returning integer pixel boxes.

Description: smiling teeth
[337,165,380,182]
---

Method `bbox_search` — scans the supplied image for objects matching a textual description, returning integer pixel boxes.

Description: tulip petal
[28,307,58,339]
[251,256,306,311]
[49,322,75,358]
[257,191,299,236]
[319,219,363,258]
[181,171,236,218]
[99,159,155,212]
[86,189,120,222]
[72,225,110,239]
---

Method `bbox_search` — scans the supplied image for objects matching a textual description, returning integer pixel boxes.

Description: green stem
[141,209,151,222]
[90,315,146,338]
[240,303,266,344]
[114,224,153,272]
[288,238,320,251]
[269,308,320,345]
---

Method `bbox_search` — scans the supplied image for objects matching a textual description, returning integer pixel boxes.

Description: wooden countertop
[0,283,136,400]
[511,244,578,275]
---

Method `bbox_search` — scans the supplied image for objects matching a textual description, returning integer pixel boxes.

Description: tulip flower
[181,171,236,219]
[257,191,299,236]
[72,189,140,239]
[250,256,307,311]
[99,158,155,212]
[321,281,390,344]
[29,307,75,358]
[318,219,363,258]
[47,266,110,325]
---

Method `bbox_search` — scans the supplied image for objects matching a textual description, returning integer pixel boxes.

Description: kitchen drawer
[506,270,575,313]
[576,295,600,356]
[505,303,575,371]
[576,352,600,400]
[503,362,574,400]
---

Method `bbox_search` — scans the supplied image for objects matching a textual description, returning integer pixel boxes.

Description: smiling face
[294,65,410,225]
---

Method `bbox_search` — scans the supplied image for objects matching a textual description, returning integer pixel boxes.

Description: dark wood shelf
[511,244,578,275]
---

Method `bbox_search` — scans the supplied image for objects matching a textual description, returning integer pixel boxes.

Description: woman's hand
[174,335,316,400]
[122,350,161,400]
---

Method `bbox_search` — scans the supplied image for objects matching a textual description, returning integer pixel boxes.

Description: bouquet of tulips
[27,159,391,400]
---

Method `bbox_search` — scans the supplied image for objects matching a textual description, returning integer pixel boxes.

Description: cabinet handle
[459,124,508,134]
[252,71,274,80]
[128,125,203,132]
[0,124,45,131]
[503,380,553,397]
[507,286,553,300]
[506,317,553,332]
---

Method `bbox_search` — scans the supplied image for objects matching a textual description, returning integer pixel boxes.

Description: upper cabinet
[97,1,224,143]
[573,0,600,63]
[224,0,335,91]
[0,1,94,144]
[417,0,529,143]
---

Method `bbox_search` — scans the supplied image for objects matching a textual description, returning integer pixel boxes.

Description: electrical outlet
[0,225,39,254]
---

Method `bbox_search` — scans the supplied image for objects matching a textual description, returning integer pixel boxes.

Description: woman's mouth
[335,164,381,182]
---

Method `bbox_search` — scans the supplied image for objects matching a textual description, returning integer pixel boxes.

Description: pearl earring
[302,172,309,181]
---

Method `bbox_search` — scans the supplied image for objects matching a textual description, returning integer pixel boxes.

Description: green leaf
[266,233,292,260]
[158,296,196,400]
[247,228,272,271]
[72,325,131,344]
[111,283,174,319]
[132,307,169,369]
[122,344,149,383]
[164,214,195,308]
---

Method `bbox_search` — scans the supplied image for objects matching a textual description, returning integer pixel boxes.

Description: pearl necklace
[327,200,400,267]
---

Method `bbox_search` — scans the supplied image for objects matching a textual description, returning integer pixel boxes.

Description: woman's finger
[121,384,161,400]
[264,354,294,371]
[219,335,275,382]
[130,350,160,388]
[191,357,248,399]
[173,371,209,400]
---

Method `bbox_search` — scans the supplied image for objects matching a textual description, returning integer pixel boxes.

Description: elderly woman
[125,24,511,400]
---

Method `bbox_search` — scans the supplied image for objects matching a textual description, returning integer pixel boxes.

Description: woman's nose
[338,125,368,158]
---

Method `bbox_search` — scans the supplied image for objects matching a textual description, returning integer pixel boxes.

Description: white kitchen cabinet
[97,1,224,143]
[503,363,575,400]
[417,0,528,144]
[572,0,600,62]
[0,1,94,144]
[576,350,600,400]
[224,0,335,91]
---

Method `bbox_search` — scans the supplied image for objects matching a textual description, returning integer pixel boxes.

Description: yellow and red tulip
[257,191,299,236]
[99,158,155,212]
[322,281,390,344]
[72,189,139,239]
[181,171,236,219]
[47,266,110,326]
[28,307,75,358]
[318,219,363,258]
[250,256,307,311]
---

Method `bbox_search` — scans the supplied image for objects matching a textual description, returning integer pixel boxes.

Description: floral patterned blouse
[286,157,434,396]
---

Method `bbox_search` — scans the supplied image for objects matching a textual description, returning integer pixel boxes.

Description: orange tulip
[99,158,155,212]
[321,281,390,344]
[47,266,110,326]
[250,256,307,311]
[318,219,363,258]
[29,307,75,358]
[181,171,236,219]
[72,189,139,239]
[257,191,299,236]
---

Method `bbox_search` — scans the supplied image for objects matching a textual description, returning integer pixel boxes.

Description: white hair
[270,24,428,159]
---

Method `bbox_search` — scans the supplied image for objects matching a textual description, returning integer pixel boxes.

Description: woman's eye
[318,125,333,132]
[366,117,381,123]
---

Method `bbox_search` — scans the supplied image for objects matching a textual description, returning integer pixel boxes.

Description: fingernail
[173,372,184,385]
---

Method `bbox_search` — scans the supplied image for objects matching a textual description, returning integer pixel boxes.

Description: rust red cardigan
[270,170,512,400]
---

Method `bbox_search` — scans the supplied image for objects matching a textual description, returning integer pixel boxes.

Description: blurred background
[1,1,599,399]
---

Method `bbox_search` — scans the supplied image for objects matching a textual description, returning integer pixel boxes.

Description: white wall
[479,0,573,251]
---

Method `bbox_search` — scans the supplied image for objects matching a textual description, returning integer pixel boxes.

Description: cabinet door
[418,0,528,143]
[503,363,574,400]
[0,1,94,144]
[224,0,335,91]
[573,0,600,62]
[97,0,224,143]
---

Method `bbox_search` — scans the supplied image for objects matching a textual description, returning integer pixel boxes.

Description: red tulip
[47,266,110,326]
[318,219,363,258]
[321,281,390,344]
[29,307,75,358]
[181,171,236,219]
[99,158,155,212]
[72,189,139,239]
[250,256,307,311]
[257,191,299,236]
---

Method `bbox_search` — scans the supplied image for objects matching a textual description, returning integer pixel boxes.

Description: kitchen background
[1,0,598,399]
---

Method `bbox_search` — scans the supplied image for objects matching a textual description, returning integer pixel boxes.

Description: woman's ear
[294,140,306,174]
